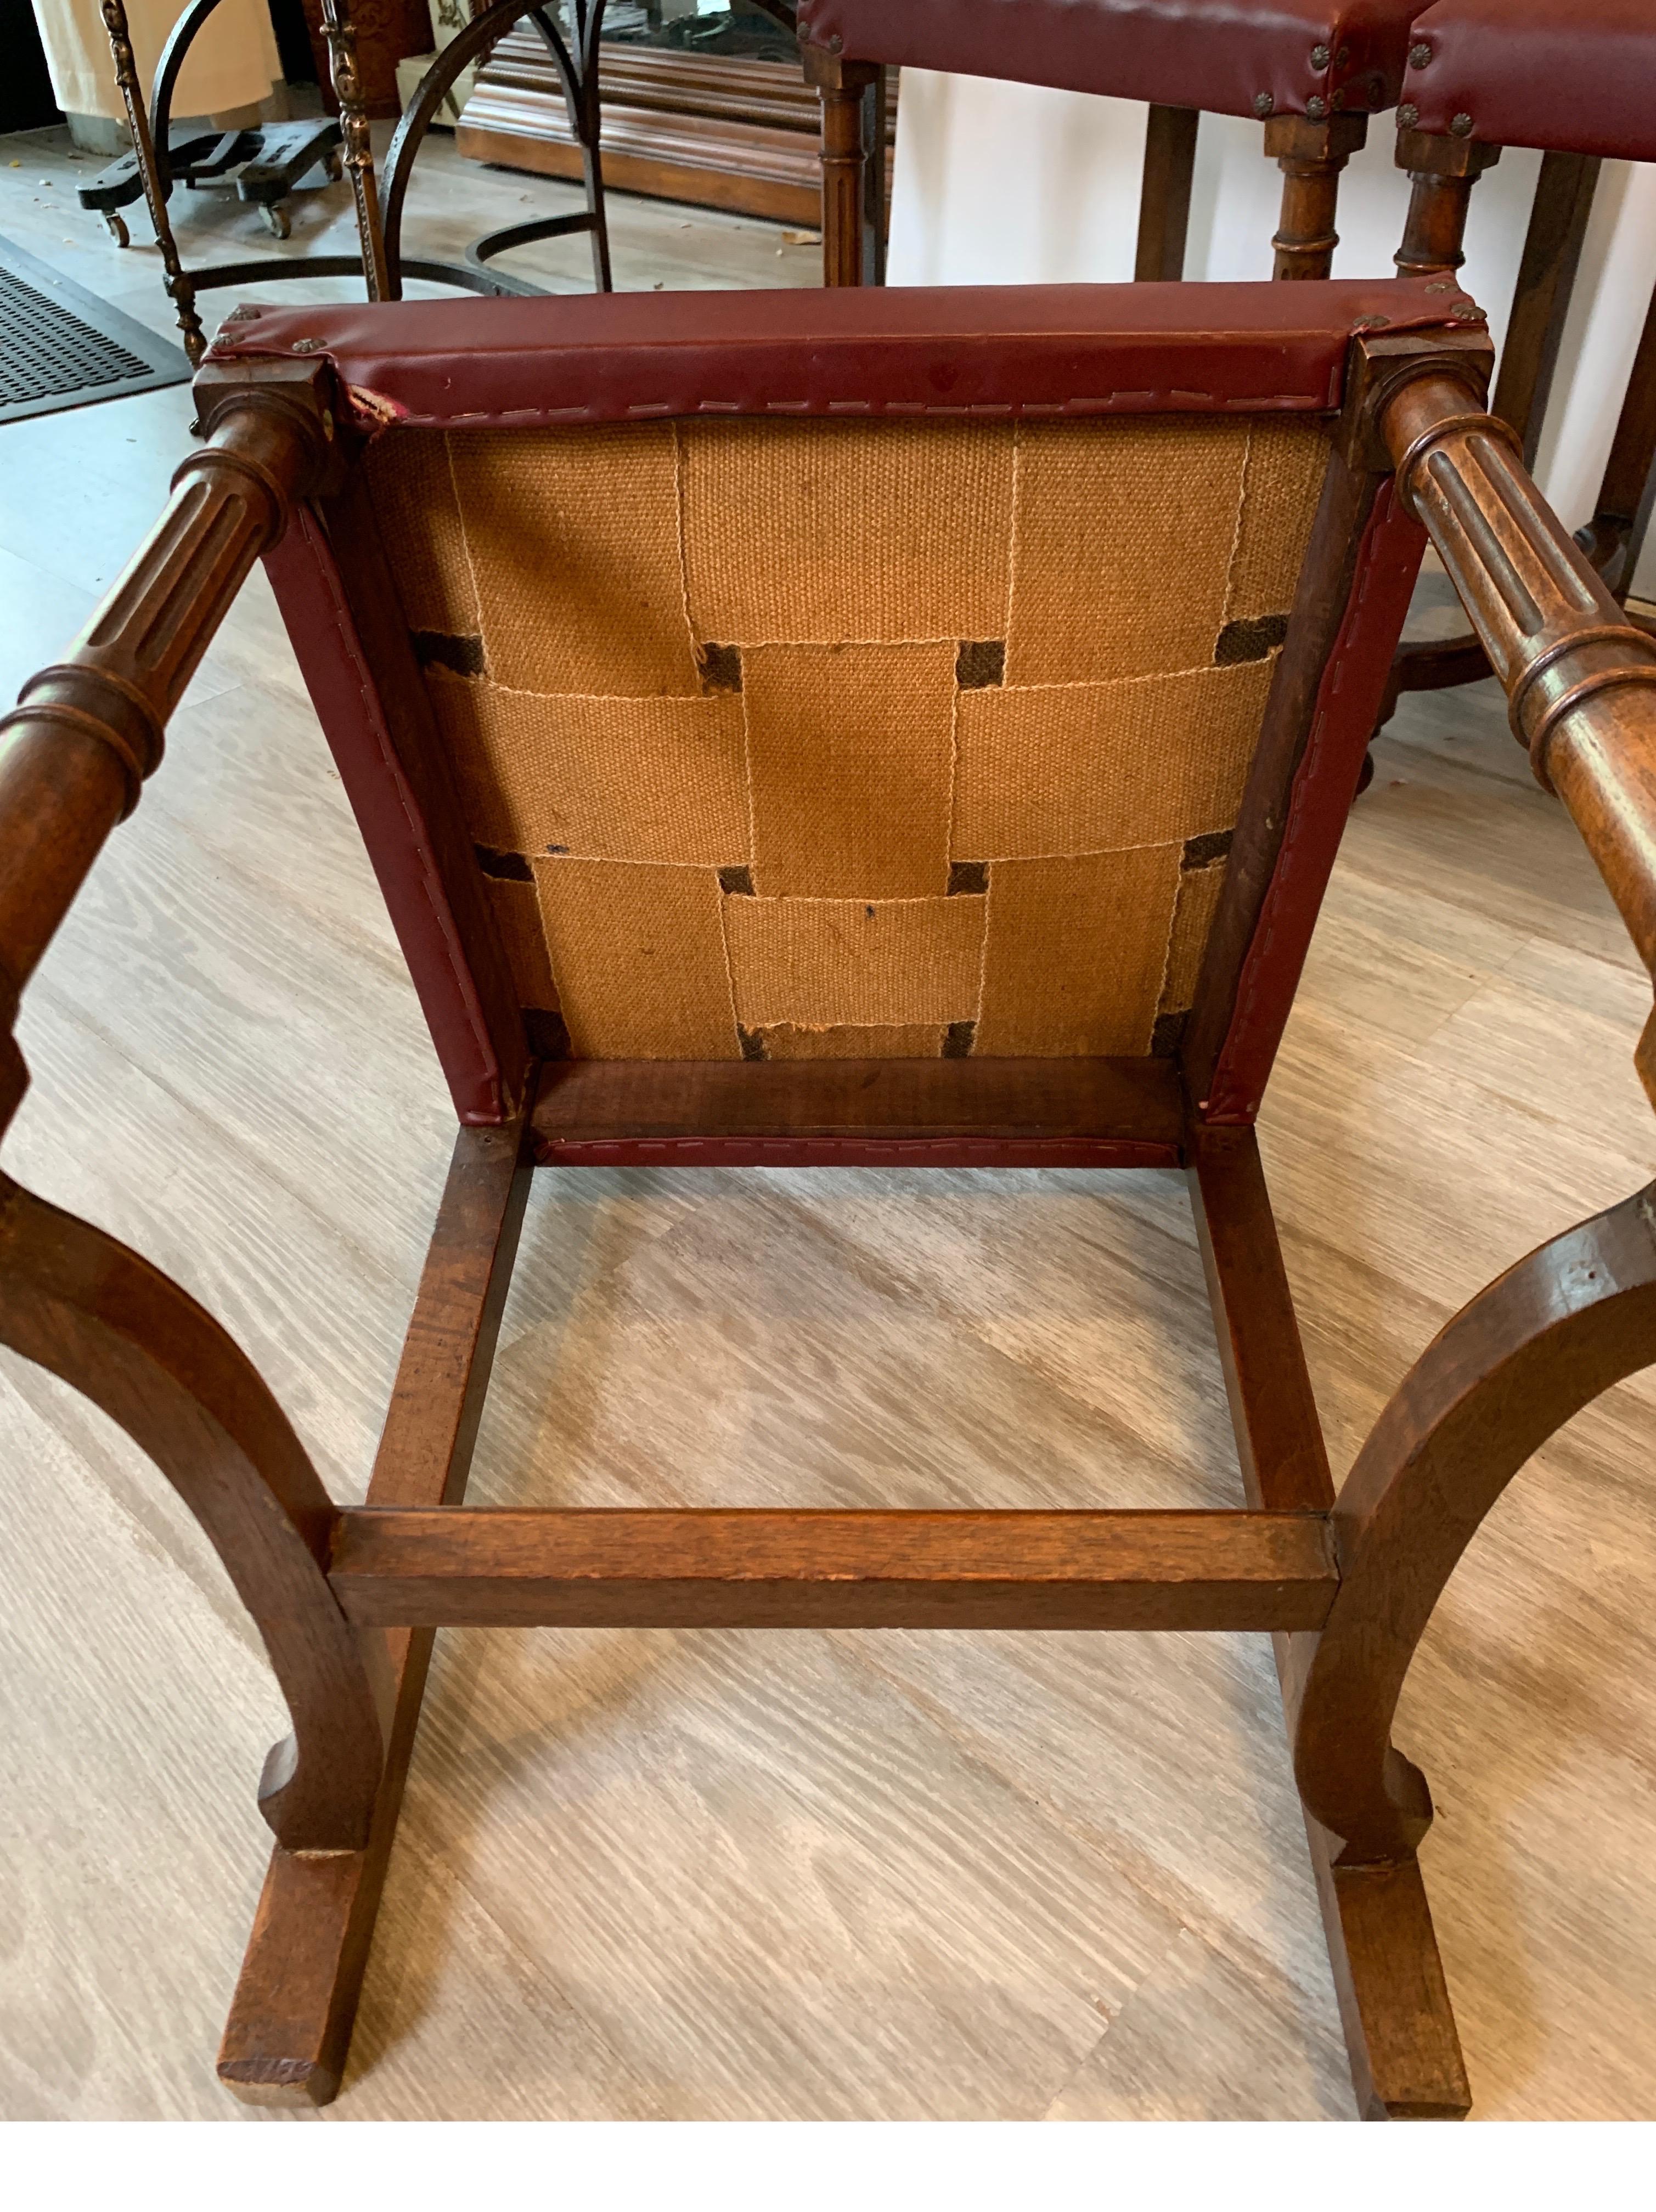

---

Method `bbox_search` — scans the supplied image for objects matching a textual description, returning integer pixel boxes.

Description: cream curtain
[31,0,281,122]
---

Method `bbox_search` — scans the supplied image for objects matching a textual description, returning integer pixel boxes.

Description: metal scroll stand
[87,0,613,368]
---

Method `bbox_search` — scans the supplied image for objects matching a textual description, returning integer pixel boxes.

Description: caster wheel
[324,151,345,184]
[103,210,130,248]
[260,201,292,240]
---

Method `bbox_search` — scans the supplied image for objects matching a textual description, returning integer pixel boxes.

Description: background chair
[5,272,1656,2118]
[788,0,1424,286]
[1377,0,1656,732]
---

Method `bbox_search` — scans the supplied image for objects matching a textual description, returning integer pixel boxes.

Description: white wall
[888,71,1656,599]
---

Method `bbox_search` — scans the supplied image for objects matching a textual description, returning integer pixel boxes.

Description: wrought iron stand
[88,0,613,366]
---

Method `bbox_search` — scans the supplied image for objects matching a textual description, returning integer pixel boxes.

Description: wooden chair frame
[792,18,1376,292]
[1382,125,1656,738]
[7,296,1656,2118]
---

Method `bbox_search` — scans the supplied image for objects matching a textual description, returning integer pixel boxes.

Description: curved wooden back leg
[0,1176,388,1850]
[1294,1185,1656,1862]
[0,364,383,1850]
[1297,356,1656,1874]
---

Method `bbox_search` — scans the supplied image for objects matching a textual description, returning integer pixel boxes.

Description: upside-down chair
[6,272,1656,2116]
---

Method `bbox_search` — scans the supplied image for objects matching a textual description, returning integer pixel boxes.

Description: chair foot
[217,1838,379,2107]
[1299,1809,1471,2120]
[217,1624,440,2106]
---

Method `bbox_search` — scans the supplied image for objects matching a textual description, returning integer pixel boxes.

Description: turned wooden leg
[1189,1126,1470,2118]
[1369,135,1564,755]
[803,47,880,288]
[1264,112,1368,281]
[1135,104,1198,282]
[1392,127,1502,280]
[217,1111,534,2105]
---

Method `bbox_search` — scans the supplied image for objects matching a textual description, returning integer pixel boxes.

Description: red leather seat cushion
[796,0,1422,123]
[205,274,1477,429]
[1403,0,1656,160]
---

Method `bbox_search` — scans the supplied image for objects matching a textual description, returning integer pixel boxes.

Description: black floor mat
[0,233,191,425]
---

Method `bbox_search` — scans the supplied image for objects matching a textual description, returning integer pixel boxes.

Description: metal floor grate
[0,234,191,425]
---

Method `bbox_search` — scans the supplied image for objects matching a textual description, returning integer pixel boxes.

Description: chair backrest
[211,278,1485,1125]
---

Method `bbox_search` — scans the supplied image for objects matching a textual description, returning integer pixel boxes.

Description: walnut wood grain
[1265,114,1368,283]
[1189,1125,1332,1515]
[1190,1116,1469,2120]
[1391,127,1502,282]
[1298,1183,1656,1864]
[804,47,880,288]
[1491,153,1601,466]
[218,1111,534,2107]
[530,1056,1183,1166]
[1578,274,1656,601]
[1135,105,1198,284]
[328,1506,1338,1631]
[0,1173,388,1849]
[1387,150,1612,725]
[1381,373,1656,1040]
[0,364,335,1133]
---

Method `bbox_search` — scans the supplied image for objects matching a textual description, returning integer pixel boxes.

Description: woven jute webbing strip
[368,413,1331,1062]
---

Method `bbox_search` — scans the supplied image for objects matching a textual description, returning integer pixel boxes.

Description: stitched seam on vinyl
[1210,487,1399,1117]
[296,504,502,1118]
[307,390,1339,431]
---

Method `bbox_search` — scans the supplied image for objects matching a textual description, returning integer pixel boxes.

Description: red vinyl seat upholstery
[796,0,1424,122]
[1400,0,1656,160]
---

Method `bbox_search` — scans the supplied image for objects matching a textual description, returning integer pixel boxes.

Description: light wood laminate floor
[1,126,1654,2122]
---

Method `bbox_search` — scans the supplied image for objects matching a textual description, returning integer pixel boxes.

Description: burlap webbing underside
[364,413,1330,1062]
